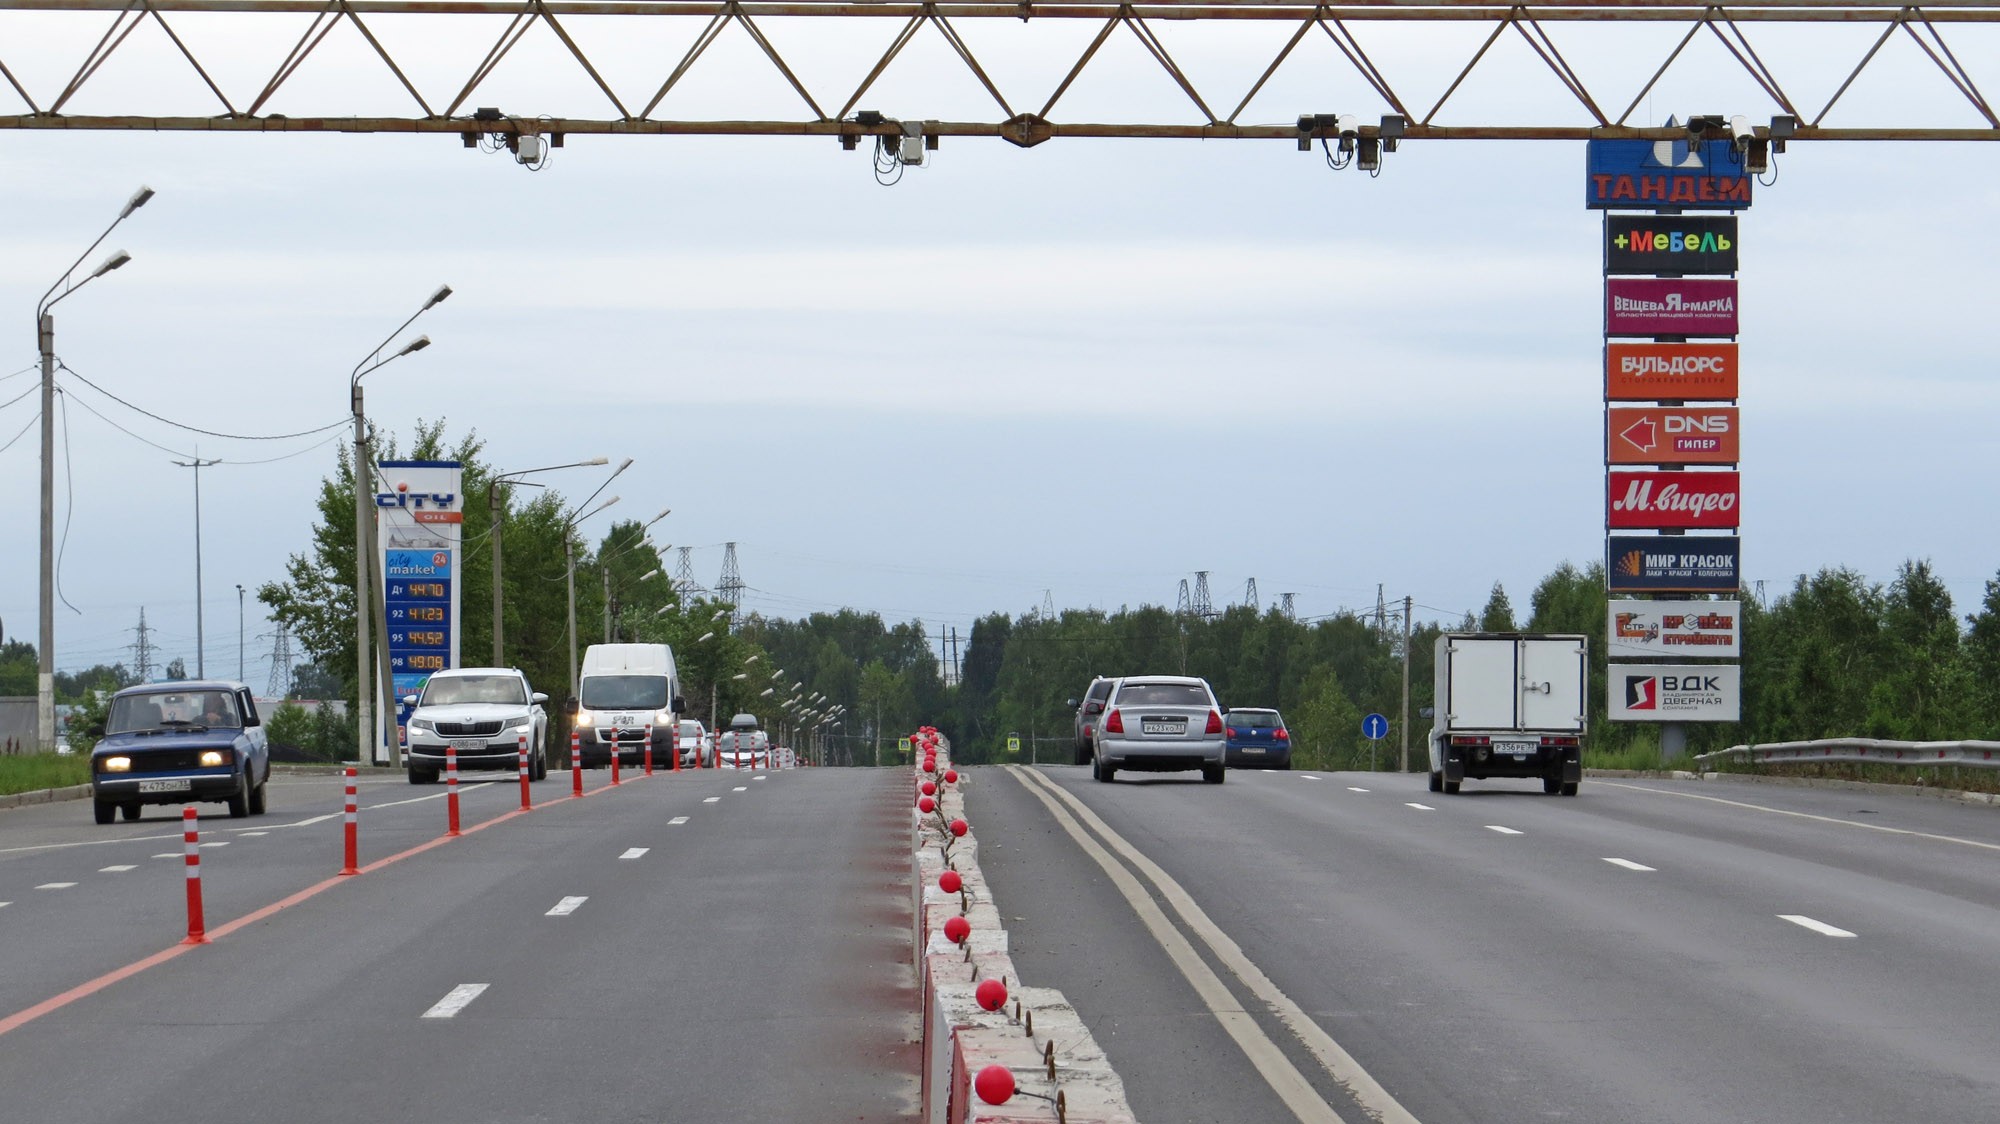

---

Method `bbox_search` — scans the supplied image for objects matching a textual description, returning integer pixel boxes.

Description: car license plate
[1142,721,1185,735]
[449,738,487,753]
[138,778,190,793]
[1496,740,1538,757]
[1241,747,1265,754]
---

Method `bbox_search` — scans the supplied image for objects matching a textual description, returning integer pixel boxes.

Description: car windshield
[421,675,527,706]
[580,675,668,710]
[1228,711,1282,727]
[1116,683,1211,707]
[108,690,240,734]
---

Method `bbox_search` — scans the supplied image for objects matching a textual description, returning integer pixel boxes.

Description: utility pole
[235,584,245,683]
[266,624,293,697]
[1280,593,1297,619]
[1176,579,1192,617]
[1400,595,1412,773]
[718,543,743,616]
[603,565,612,644]
[170,456,222,678]
[129,607,156,681]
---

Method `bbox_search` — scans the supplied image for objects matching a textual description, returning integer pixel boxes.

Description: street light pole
[557,459,631,694]
[350,285,449,764]
[487,458,609,667]
[236,584,245,683]
[35,185,151,751]
[170,456,221,678]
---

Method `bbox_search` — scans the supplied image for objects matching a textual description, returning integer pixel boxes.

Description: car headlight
[199,750,229,767]
[655,710,674,725]
[574,710,594,727]
[506,716,533,731]
[101,756,131,772]
[407,718,434,734]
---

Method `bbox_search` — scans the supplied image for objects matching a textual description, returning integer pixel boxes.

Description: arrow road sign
[1362,713,1390,741]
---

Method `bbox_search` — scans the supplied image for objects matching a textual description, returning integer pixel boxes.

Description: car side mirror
[531,692,548,705]
[88,723,105,738]
[672,696,686,714]
[244,713,261,728]
[401,694,419,707]
[565,696,580,715]
[1066,698,1079,708]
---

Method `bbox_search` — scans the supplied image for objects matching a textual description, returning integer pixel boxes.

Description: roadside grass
[0,753,91,796]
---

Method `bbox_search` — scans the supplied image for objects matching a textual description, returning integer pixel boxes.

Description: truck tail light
[1540,736,1580,747]
[1450,735,1490,747]
[1275,728,1289,740]
[1205,710,1223,735]
[1104,709,1123,734]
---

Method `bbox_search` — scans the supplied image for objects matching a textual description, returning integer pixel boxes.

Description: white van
[569,644,683,769]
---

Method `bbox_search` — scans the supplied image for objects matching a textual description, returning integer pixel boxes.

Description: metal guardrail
[1695,738,2000,770]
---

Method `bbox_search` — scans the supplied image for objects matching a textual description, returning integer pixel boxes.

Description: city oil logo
[1605,214,1738,275]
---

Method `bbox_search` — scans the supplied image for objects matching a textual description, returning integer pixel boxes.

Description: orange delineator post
[572,729,584,797]
[644,723,653,776]
[340,767,359,875]
[181,806,207,945]
[518,733,533,811]
[446,745,461,836]
[611,737,622,785]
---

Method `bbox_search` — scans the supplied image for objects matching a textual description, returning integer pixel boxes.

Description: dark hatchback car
[89,681,271,823]
[1224,708,1292,770]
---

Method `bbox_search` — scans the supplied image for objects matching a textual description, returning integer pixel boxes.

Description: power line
[59,361,348,440]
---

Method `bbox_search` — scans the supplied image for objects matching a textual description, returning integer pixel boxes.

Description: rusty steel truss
[0,1,1997,143]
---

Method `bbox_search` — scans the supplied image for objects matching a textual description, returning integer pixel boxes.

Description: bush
[265,702,314,755]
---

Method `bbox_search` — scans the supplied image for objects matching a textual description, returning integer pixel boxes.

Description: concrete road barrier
[912,739,1137,1124]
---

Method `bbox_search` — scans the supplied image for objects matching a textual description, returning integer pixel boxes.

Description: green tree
[1289,666,1364,770]
[265,702,315,755]
[1479,583,1517,632]
[1864,560,1973,739]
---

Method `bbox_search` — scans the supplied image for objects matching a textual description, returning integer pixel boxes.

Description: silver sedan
[1091,675,1226,784]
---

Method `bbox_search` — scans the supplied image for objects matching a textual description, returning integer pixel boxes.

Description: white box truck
[1427,633,1588,796]
[567,643,683,769]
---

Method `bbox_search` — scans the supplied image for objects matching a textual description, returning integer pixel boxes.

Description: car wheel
[1561,781,1579,797]
[93,800,116,825]
[1427,771,1443,793]
[409,767,438,785]
[227,785,250,818]
[1202,765,1225,785]
[532,752,547,781]
[1442,778,1461,795]
[121,802,142,821]
[249,778,268,815]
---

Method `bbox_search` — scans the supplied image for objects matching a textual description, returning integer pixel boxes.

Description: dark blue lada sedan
[89,681,271,824]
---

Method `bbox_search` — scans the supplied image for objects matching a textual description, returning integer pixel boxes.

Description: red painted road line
[0,768,654,1041]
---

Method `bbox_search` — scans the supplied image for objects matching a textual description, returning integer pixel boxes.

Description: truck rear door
[1447,639,1518,729]
[1518,639,1587,733]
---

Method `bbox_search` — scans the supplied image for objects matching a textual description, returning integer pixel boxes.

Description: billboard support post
[1661,722,1686,761]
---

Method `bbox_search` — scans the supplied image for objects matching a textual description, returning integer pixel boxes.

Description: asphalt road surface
[971,765,2000,1124]
[0,765,918,1124]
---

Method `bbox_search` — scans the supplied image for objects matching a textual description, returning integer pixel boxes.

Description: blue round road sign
[1362,713,1389,741]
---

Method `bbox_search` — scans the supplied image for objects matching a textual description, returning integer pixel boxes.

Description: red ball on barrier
[943,769,958,784]
[944,915,971,943]
[939,869,962,894]
[923,758,937,772]
[949,818,968,837]
[975,978,1008,1012]
[921,780,937,796]
[918,796,936,813]
[974,1065,1015,1105]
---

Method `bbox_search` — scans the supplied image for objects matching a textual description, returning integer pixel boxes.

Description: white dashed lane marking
[1485,826,1523,835]
[669,816,689,824]
[545,896,589,917]
[702,797,720,804]
[1346,786,1370,793]
[98,864,138,872]
[619,848,649,860]
[732,786,747,792]
[420,983,490,1019]
[1780,914,1857,938]
[238,831,269,837]
[1404,803,1435,812]
[1602,858,1656,871]
[35,883,76,890]
[1299,775,1321,780]
[197,841,229,848]
[151,853,179,859]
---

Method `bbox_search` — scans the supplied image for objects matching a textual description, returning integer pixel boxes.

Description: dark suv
[1067,677,1119,765]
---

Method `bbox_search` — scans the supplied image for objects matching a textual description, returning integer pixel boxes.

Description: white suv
[403,668,549,784]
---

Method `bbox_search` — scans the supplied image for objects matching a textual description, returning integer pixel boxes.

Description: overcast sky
[1,11,1996,688]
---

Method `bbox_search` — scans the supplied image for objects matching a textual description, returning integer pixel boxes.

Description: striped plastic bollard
[644,723,653,776]
[181,807,207,944]
[518,733,532,811]
[572,730,583,797]
[340,768,359,875]
[446,745,461,836]
[611,735,621,786]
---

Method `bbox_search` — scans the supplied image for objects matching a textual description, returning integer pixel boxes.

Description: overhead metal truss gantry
[1,0,1998,144]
